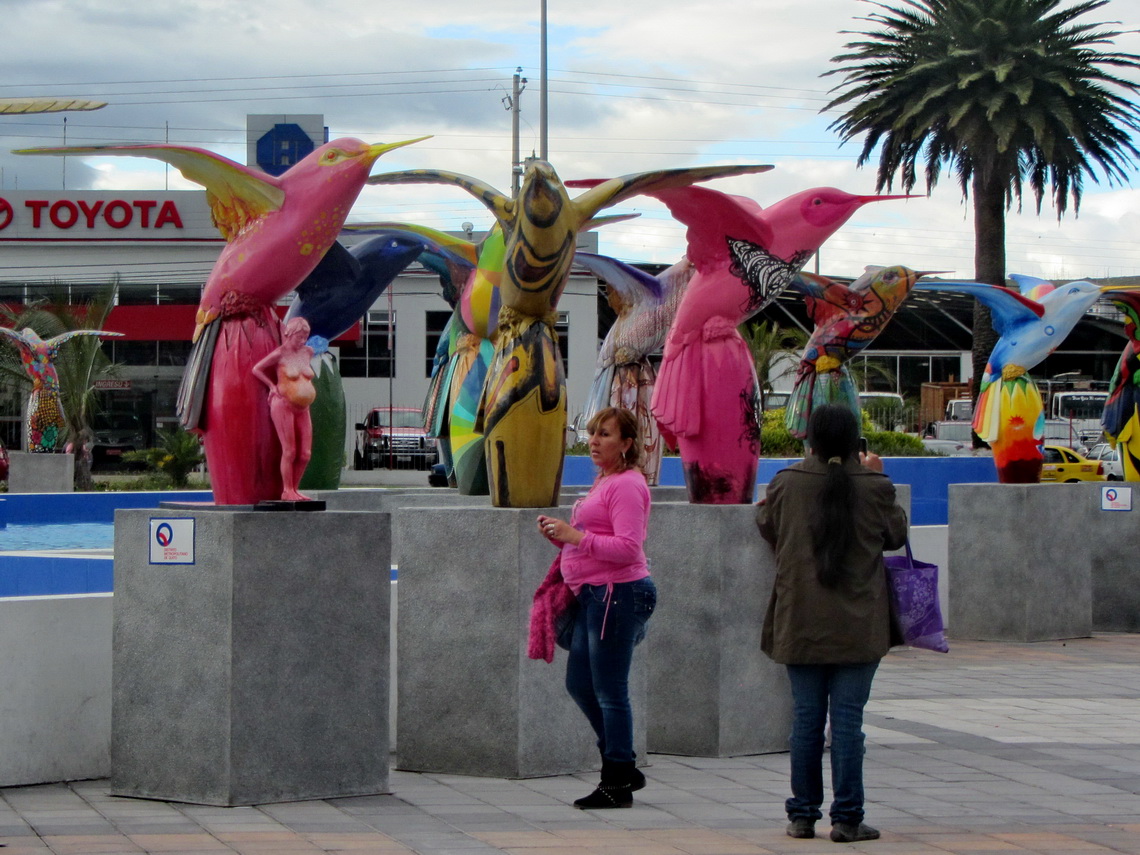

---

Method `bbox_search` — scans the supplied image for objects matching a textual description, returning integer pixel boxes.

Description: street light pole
[540,0,548,160]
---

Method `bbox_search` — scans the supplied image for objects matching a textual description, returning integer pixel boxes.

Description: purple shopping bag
[884,542,949,653]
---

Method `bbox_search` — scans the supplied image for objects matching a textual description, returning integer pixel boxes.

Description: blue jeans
[785,661,879,825]
[565,577,656,763]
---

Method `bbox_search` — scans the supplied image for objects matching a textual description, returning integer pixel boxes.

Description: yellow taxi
[1040,445,1105,482]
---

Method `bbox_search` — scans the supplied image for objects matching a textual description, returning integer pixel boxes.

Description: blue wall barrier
[563,456,996,525]
[0,556,113,597]
[1,491,212,598]
[0,491,213,525]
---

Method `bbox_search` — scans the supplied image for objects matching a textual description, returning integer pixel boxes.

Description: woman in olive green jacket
[756,405,907,844]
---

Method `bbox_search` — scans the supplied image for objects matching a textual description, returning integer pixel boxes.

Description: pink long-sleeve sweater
[560,467,651,592]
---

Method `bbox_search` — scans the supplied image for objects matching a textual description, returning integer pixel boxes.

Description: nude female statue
[253,316,316,501]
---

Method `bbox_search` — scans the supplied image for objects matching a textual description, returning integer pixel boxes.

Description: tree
[739,319,808,409]
[0,282,119,490]
[824,0,1140,440]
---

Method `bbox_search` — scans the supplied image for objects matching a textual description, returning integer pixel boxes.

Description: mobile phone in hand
[859,436,869,455]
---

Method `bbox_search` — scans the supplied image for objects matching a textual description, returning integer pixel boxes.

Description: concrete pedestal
[112,509,391,806]
[394,506,643,778]
[949,483,1098,640]
[644,503,791,757]
[7,451,74,493]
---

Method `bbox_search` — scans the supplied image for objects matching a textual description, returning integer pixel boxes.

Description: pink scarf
[527,553,577,663]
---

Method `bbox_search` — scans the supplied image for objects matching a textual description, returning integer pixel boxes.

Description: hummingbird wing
[914,280,1043,335]
[789,272,856,326]
[566,164,774,222]
[344,222,478,307]
[1009,273,1058,302]
[583,212,640,231]
[177,320,219,432]
[0,98,106,114]
[0,326,34,357]
[343,221,479,267]
[44,329,122,359]
[367,170,512,231]
[15,144,285,240]
[573,252,664,303]
[288,236,428,344]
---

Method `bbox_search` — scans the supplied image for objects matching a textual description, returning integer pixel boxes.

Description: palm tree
[0,282,119,490]
[739,319,809,409]
[824,0,1140,428]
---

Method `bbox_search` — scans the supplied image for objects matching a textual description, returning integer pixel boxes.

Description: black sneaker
[830,822,880,842]
[786,818,816,838]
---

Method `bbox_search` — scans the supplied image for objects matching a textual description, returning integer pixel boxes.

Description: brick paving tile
[123,834,235,852]
[38,836,144,855]
[301,833,412,850]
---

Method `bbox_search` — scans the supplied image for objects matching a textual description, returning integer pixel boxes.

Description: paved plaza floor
[1,634,1138,855]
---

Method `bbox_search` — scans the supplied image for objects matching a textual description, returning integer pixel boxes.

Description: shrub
[121,426,205,488]
[760,409,804,457]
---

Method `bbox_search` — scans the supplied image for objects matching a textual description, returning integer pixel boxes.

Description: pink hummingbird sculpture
[17,136,428,504]
[639,185,913,503]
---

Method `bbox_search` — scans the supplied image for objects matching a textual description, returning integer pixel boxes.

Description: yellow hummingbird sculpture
[369,160,773,507]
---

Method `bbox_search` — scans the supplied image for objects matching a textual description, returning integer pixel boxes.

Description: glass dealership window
[339,311,395,378]
[425,310,452,377]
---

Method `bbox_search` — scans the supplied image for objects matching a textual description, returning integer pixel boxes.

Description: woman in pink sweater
[537,406,656,809]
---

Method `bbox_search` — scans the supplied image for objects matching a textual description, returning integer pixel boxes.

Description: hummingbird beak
[858,194,923,203]
[366,135,432,163]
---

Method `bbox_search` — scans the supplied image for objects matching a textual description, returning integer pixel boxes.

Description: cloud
[0,0,1136,280]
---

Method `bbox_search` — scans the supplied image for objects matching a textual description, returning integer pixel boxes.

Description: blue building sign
[255,123,316,176]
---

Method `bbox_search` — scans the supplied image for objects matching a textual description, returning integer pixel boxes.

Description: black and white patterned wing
[728,237,812,315]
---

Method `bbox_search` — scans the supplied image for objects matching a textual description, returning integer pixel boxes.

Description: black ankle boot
[573,759,641,809]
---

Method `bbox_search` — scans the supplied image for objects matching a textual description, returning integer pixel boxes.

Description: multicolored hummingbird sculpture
[915,275,1137,482]
[370,161,774,507]
[785,266,923,441]
[624,185,912,503]
[345,221,502,495]
[0,326,121,452]
[17,136,429,504]
[1101,292,1140,481]
[572,254,691,486]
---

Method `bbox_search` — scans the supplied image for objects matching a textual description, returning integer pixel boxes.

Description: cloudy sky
[3,0,1139,280]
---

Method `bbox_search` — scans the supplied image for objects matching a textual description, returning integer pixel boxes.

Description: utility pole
[540,0,548,160]
[509,68,527,195]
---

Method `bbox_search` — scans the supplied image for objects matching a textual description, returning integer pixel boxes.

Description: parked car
[354,407,438,470]
[1084,442,1124,481]
[91,411,147,470]
[1040,444,1105,482]
[945,398,973,421]
[762,391,790,411]
[0,438,8,482]
[921,421,990,456]
[566,412,589,448]
[859,391,909,431]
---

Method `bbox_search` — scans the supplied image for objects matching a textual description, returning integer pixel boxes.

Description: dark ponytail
[807,405,861,588]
